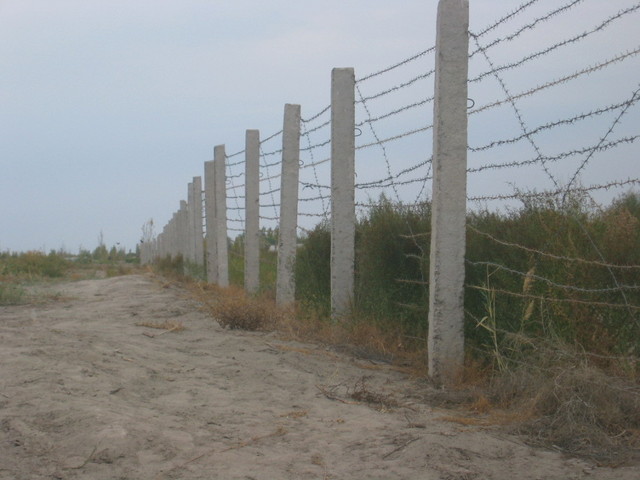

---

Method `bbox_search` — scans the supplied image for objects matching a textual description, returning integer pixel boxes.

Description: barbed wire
[301,105,331,124]
[225,155,245,231]
[466,285,640,311]
[470,5,640,84]
[467,260,640,294]
[356,70,435,104]
[301,118,330,136]
[468,178,640,202]
[471,32,562,190]
[300,156,330,170]
[150,0,640,336]
[469,97,640,153]
[259,145,280,222]
[469,47,640,117]
[300,120,330,218]
[469,0,584,58]
[565,83,640,195]
[356,47,435,83]
[468,135,639,174]
[356,84,400,202]
[472,0,542,39]
[356,124,433,151]
[355,96,434,129]
[467,225,640,270]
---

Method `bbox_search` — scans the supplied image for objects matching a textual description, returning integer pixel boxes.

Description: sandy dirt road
[0,274,637,479]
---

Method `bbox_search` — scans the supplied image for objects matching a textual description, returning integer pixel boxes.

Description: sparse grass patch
[1,251,70,279]
[0,282,26,305]
[106,263,135,278]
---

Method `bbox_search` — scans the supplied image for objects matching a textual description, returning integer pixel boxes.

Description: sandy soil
[1,273,637,480]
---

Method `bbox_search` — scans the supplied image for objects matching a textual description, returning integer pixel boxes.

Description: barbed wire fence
[141,0,640,374]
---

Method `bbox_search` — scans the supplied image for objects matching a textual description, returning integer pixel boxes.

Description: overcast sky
[1,0,638,253]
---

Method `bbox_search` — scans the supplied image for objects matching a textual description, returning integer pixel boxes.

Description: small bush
[203,285,284,331]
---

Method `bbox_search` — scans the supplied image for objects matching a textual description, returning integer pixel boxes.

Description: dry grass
[426,337,640,465]
[180,276,640,465]
[487,342,640,464]
[349,376,400,411]
[190,283,288,332]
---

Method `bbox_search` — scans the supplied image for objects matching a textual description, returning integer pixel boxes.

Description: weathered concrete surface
[214,145,229,287]
[192,176,205,268]
[204,159,217,283]
[428,0,469,383]
[330,67,356,320]
[276,104,301,306]
[245,129,261,294]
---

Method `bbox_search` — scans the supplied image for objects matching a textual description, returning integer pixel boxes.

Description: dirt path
[0,274,636,479]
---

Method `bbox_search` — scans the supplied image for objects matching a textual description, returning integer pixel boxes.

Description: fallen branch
[141,325,181,338]
[315,385,360,405]
[382,437,419,459]
[154,427,287,479]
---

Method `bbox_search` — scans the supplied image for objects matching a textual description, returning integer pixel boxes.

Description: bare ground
[0,273,637,480]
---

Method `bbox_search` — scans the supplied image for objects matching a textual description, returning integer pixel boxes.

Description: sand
[1,273,637,479]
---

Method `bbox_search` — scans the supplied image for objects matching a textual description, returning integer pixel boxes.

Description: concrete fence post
[178,200,188,263]
[167,214,175,258]
[155,234,161,260]
[204,159,217,283]
[245,129,261,294]
[330,68,356,320]
[192,176,205,268]
[187,182,196,264]
[276,104,301,305]
[214,145,229,287]
[428,0,469,384]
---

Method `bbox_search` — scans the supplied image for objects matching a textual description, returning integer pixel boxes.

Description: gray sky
[1,0,639,253]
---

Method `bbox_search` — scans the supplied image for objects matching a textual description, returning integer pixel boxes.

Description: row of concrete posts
[140,0,469,384]
[140,68,356,319]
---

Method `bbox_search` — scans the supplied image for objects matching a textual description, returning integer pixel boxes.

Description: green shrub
[354,197,431,333]
[294,191,640,360]
[0,251,69,279]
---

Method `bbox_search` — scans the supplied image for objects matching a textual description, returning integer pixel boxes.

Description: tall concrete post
[276,104,301,305]
[245,129,261,294]
[178,200,188,262]
[168,213,177,258]
[166,216,173,258]
[330,68,356,320]
[428,0,469,384]
[159,228,166,258]
[192,176,205,268]
[214,145,229,287]
[187,182,196,264]
[204,159,217,283]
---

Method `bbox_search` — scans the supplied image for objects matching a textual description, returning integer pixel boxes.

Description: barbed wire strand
[467,225,640,270]
[467,260,640,294]
[470,5,640,84]
[469,47,640,117]
[470,16,639,325]
[564,83,640,195]
[469,0,584,59]
[473,0,542,39]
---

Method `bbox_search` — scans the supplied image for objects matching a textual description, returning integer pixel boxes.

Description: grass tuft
[0,282,26,305]
[194,283,287,331]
